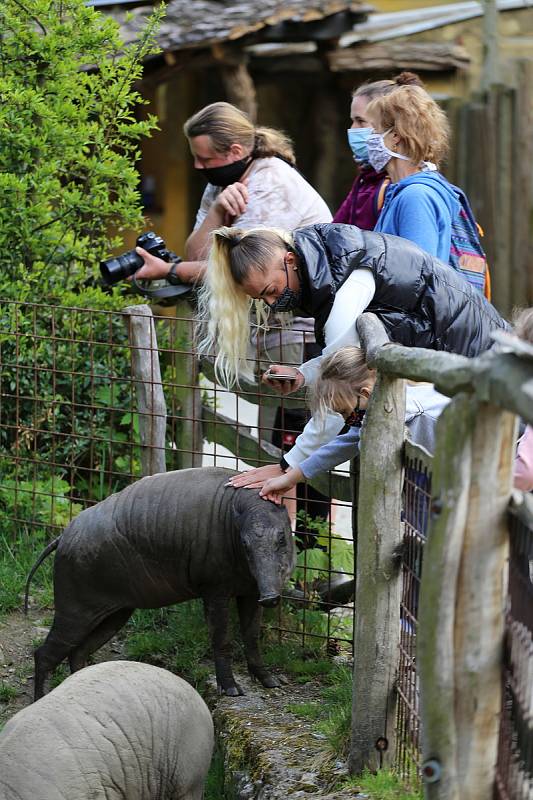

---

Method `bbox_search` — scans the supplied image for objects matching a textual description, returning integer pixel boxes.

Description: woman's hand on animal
[226,464,284,490]
[262,365,305,396]
[213,181,249,220]
[259,467,303,504]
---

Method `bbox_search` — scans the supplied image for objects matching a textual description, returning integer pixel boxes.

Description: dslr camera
[100,232,174,286]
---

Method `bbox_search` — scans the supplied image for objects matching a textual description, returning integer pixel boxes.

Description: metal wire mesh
[495,502,533,800]
[395,441,433,780]
[0,299,354,653]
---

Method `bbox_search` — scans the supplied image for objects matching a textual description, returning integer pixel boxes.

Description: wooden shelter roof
[103,0,371,52]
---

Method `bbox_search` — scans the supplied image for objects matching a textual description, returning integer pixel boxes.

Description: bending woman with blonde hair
[197,221,507,491]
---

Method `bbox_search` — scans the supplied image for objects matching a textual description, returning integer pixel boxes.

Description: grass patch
[262,639,335,681]
[123,601,212,690]
[0,683,18,702]
[0,529,54,616]
[285,664,352,757]
[344,768,422,799]
[204,746,227,800]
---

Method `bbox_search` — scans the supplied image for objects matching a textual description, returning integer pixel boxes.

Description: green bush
[0,0,161,294]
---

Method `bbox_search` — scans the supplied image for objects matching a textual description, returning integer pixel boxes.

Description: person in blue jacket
[364,83,463,261]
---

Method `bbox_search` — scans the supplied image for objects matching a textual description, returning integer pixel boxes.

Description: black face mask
[196,156,252,188]
[266,253,302,313]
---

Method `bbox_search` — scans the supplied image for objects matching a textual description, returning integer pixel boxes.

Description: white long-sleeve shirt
[284,268,376,468]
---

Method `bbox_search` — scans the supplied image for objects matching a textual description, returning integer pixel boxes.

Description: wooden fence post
[349,373,406,774]
[123,304,167,477]
[453,404,516,797]
[167,300,203,470]
[418,395,517,800]
[418,394,476,800]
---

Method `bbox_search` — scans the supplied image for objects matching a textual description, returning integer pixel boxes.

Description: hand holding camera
[100,232,191,302]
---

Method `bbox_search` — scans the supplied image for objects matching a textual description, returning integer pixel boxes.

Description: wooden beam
[356,314,533,426]
[328,42,470,73]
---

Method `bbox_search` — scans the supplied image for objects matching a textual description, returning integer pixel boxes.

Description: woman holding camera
[197,222,507,489]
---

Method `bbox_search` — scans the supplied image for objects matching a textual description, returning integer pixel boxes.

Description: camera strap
[130,277,192,301]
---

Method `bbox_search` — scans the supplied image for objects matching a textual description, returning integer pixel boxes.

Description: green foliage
[0,292,142,511]
[0,476,81,536]
[0,527,53,614]
[0,0,162,295]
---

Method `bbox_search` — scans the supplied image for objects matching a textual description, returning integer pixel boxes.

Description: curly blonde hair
[184,101,295,165]
[366,85,450,166]
[197,226,294,387]
[310,346,375,425]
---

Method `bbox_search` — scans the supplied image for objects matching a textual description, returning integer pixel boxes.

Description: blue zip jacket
[374,171,461,262]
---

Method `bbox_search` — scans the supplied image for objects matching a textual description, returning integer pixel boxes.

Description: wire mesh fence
[495,499,533,800]
[0,299,354,654]
[395,441,433,781]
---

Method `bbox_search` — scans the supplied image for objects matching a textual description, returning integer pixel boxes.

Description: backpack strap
[376,176,390,214]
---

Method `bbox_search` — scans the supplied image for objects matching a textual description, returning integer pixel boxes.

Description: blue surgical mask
[367,128,413,173]
[347,127,373,165]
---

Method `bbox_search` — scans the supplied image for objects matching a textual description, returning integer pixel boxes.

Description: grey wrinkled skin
[0,661,214,800]
[31,467,295,699]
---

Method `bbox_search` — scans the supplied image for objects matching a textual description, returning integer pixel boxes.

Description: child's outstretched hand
[259,467,303,504]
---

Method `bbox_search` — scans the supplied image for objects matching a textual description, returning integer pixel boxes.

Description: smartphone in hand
[264,369,297,381]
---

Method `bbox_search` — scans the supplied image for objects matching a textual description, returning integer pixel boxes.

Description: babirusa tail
[24,537,60,615]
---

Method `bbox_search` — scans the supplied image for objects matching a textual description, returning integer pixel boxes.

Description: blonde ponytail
[253,127,295,165]
[197,226,293,388]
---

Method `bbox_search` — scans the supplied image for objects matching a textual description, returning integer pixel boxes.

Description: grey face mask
[267,253,302,313]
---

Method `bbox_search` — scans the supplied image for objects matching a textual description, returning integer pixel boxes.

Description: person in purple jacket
[334,72,424,231]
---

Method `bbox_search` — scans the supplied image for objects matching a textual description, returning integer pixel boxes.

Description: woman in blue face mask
[334,73,423,230]
[365,85,451,263]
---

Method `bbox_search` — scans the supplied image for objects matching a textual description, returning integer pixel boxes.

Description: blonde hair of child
[184,101,295,165]
[196,226,294,388]
[310,346,375,425]
[366,85,450,166]
[512,307,533,344]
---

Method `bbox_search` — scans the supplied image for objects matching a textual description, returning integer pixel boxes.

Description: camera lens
[100,249,144,286]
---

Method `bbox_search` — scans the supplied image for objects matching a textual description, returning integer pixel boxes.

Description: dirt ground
[0,609,125,728]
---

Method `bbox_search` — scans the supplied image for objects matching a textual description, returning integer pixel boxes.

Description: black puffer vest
[293,224,507,355]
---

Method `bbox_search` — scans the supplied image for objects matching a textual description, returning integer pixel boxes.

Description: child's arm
[260,428,361,504]
[260,467,304,504]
